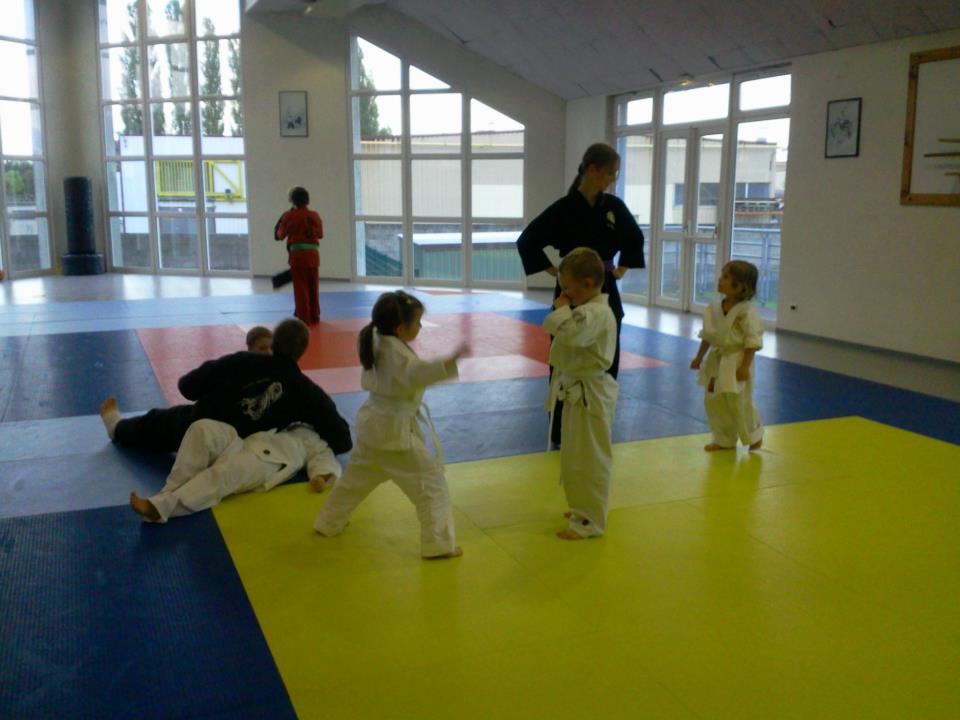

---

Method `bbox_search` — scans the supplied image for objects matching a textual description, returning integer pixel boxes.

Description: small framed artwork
[825,97,861,158]
[279,91,308,137]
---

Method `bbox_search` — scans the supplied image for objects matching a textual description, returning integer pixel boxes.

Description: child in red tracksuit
[275,186,323,324]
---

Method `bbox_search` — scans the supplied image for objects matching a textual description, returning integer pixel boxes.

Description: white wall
[242,13,353,278]
[565,95,611,181]
[779,29,960,362]
[37,0,104,261]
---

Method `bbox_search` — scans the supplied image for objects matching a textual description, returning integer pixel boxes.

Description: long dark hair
[357,291,425,369]
[567,142,620,194]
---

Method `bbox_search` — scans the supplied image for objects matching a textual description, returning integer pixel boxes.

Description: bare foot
[749,439,763,451]
[704,443,734,452]
[309,474,333,492]
[129,492,161,522]
[424,546,463,560]
[556,529,586,540]
[100,397,120,439]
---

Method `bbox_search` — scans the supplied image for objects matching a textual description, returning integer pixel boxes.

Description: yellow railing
[155,159,246,202]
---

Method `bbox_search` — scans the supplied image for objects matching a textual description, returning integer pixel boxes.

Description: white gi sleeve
[542,305,606,348]
[743,306,763,350]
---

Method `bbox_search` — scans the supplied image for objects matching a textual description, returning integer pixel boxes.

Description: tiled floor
[0,275,957,719]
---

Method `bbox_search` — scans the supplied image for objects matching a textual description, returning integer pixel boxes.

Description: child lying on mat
[129,418,341,523]
[121,324,341,523]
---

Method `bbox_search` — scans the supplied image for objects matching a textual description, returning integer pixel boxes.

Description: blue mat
[0,506,296,720]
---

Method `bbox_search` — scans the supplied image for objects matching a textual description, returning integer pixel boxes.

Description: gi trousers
[704,387,763,447]
[114,404,198,453]
[314,437,456,557]
[289,249,320,325]
[559,384,615,538]
[148,419,272,522]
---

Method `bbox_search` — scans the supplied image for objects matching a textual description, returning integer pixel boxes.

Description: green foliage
[357,46,391,137]
[228,38,242,135]
[200,18,224,136]
[4,161,35,205]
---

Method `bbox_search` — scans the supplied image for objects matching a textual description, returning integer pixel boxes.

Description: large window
[0,0,51,277]
[349,37,525,286]
[615,72,790,321]
[97,0,248,274]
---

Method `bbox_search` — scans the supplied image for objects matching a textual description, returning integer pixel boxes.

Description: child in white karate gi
[129,419,342,523]
[544,247,619,540]
[313,290,467,559]
[690,260,764,452]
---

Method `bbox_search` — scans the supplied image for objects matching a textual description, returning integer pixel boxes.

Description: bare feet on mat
[425,547,463,560]
[129,492,160,522]
[309,474,333,492]
[100,397,120,439]
[704,443,734,452]
[556,529,586,540]
[749,439,763,451]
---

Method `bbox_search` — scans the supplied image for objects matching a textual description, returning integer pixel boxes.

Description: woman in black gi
[517,142,645,444]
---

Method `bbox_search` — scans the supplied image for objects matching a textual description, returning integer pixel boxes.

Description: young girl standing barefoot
[313,291,467,559]
[690,260,764,452]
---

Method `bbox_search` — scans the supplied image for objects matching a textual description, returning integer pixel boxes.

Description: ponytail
[356,290,426,369]
[568,143,620,194]
[567,163,585,195]
[357,322,376,370]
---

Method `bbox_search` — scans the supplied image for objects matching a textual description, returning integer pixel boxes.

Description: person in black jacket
[100,318,352,456]
[517,142,645,444]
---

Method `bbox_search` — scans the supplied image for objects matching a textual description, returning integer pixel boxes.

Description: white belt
[368,394,444,465]
[545,369,605,452]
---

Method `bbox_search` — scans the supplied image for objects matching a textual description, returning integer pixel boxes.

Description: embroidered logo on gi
[240,381,283,421]
[606,210,616,227]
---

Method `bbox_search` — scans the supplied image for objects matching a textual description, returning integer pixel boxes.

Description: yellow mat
[213,417,960,719]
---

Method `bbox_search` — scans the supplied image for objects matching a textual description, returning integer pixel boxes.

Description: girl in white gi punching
[690,260,764,451]
[544,247,620,540]
[314,291,467,559]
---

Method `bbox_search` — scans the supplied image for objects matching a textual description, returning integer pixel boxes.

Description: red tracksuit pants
[290,249,320,324]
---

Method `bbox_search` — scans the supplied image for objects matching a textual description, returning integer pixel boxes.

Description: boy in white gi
[129,419,341,523]
[313,290,467,559]
[690,260,764,451]
[544,247,620,540]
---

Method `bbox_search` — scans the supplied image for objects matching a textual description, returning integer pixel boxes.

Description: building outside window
[349,37,525,286]
[97,0,248,274]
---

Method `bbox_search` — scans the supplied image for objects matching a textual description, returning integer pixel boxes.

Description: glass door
[689,128,726,313]
[654,126,727,311]
[656,132,687,308]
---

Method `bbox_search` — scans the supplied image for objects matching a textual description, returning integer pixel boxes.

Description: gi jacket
[697,299,763,395]
[244,425,338,491]
[179,351,352,455]
[356,333,457,451]
[275,206,323,249]
[542,294,619,418]
[517,190,645,319]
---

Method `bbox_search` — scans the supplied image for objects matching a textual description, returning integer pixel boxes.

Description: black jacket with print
[179,351,352,455]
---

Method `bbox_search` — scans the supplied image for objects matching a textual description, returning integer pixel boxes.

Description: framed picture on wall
[825,98,861,158]
[279,91,308,137]
[900,45,960,206]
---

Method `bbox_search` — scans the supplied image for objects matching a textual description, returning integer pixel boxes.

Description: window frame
[96,0,249,276]
[348,36,526,288]
[0,0,53,278]
[614,67,791,320]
